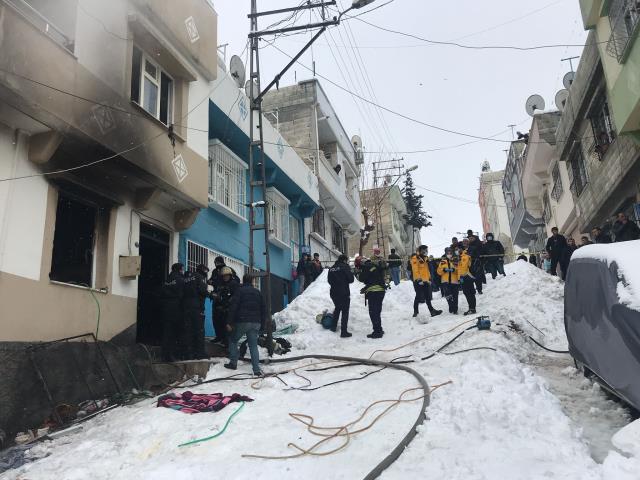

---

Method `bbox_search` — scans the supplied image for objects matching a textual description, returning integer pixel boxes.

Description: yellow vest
[437,258,460,284]
[410,254,431,282]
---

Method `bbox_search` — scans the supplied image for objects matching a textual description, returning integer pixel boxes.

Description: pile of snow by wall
[572,240,640,311]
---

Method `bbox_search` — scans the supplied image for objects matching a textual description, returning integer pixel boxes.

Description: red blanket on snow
[157,391,253,414]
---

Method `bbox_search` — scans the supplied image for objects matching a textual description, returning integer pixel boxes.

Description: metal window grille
[543,192,552,223]
[551,163,564,201]
[313,208,326,238]
[607,0,640,61]
[187,240,246,278]
[332,221,345,252]
[208,140,247,220]
[568,147,589,197]
[267,188,290,245]
[289,215,300,262]
[588,94,616,161]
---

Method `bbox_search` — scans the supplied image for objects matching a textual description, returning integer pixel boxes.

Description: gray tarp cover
[564,257,640,411]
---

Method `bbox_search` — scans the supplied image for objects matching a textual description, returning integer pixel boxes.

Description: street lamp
[339,0,376,21]
[406,165,418,173]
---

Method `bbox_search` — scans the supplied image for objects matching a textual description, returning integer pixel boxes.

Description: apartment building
[478,163,515,261]
[261,79,362,265]
[0,0,217,344]
[178,61,320,335]
[351,185,419,259]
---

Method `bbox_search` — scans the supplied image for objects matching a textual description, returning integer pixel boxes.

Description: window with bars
[313,208,326,238]
[290,215,301,262]
[208,140,247,221]
[568,147,589,197]
[266,187,290,248]
[543,192,552,223]
[588,93,616,160]
[551,163,564,201]
[331,221,345,253]
[186,240,246,277]
[608,0,640,61]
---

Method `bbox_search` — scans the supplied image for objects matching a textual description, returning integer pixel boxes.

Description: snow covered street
[4,262,639,480]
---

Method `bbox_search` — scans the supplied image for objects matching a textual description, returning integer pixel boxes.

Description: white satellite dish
[229,55,246,88]
[525,94,545,117]
[563,71,575,89]
[351,134,362,149]
[244,79,258,99]
[555,89,570,112]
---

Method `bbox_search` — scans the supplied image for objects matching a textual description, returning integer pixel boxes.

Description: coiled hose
[261,354,431,480]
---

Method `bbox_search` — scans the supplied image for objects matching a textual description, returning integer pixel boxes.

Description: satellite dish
[244,79,258,99]
[229,55,246,88]
[555,89,570,112]
[563,71,575,89]
[351,135,362,149]
[481,160,491,172]
[525,94,545,117]
[384,174,392,185]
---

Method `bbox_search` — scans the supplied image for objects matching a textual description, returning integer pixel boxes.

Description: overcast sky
[212,0,586,253]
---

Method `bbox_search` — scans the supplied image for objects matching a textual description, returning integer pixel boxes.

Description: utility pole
[247,0,369,354]
[372,158,404,255]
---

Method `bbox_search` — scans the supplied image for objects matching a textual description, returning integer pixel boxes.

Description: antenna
[561,56,580,73]
[525,94,545,117]
[562,71,576,90]
[229,55,246,88]
[555,89,570,112]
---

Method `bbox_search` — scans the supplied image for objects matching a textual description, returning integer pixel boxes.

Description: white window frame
[266,187,290,249]
[289,215,300,263]
[208,139,248,222]
[134,45,175,125]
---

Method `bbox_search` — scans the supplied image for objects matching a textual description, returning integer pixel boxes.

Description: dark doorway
[136,223,170,344]
[269,274,289,315]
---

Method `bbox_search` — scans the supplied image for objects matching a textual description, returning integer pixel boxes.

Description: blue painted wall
[179,100,314,336]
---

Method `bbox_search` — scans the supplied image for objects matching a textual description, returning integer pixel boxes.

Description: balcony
[606,0,640,62]
[580,0,605,28]
[316,154,361,233]
[0,1,210,221]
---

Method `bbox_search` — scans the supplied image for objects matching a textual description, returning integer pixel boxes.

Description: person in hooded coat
[327,255,354,338]
[483,232,506,279]
[161,263,185,362]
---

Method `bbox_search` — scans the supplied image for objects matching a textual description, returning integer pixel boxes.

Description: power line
[354,17,604,51]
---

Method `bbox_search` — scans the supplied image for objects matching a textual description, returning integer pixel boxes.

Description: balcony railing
[5,0,75,53]
[607,0,640,62]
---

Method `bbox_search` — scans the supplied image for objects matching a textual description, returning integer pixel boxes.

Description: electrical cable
[354,17,605,51]
[527,335,570,354]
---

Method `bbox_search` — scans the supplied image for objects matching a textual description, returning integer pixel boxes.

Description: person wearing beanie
[327,254,354,337]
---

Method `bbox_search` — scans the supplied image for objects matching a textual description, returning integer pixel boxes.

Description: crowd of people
[324,230,506,339]
[537,211,640,279]
[159,256,266,376]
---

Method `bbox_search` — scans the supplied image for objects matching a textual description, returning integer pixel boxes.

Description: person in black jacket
[545,227,567,276]
[327,255,354,338]
[483,233,506,279]
[296,254,308,293]
[387,248,402,286]
[560,237,578,280]
[591,227,611,244]
[612,212,640,242]
[211,266,239,346]
[161,263,185,362]
[224,274,266,376]
[358,257,388,339]
[182,264,209,360]
[303,254,316,289]
[466,234,486,294]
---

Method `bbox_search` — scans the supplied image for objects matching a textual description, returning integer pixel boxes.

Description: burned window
[50,194,97,286]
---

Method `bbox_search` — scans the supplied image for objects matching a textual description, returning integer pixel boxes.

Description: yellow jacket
[457,251,473,278]
[437,257,460,284]
[410,254,431,282]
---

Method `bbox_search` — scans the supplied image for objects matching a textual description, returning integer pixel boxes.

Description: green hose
[178,401,245,447]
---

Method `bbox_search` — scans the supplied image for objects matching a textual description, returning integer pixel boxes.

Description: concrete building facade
[261,79,361,265]
[478,165,515,261]
[0,0,218,344]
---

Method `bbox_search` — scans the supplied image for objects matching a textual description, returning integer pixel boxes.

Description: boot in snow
[430,309,443,317]
[224,363,237,370]
[367,332,383,339]
[412,309,419,318]
[464,309,476,316]
[341,331,353,338]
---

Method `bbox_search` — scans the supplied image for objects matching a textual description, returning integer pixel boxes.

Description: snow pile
[572,240,640,311]
[3,262,637,480]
